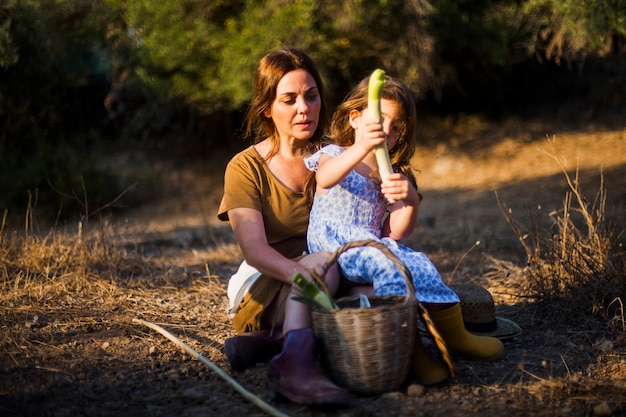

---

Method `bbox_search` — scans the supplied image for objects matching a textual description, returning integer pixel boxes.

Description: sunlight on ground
[415,125,626,191]
[114,116,626,257]
[408,118,626,253]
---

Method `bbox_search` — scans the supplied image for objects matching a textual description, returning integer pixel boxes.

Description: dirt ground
[1,111,626,417]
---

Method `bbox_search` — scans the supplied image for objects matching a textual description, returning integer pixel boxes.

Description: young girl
[305,75,503,385]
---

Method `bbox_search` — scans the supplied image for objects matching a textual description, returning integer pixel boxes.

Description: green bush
[0,137,133,222]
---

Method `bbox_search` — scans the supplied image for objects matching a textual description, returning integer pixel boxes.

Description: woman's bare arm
[228,207,332,282]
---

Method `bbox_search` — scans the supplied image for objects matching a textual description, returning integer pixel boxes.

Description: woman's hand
[295,251,340,296]
[296,251,330,278]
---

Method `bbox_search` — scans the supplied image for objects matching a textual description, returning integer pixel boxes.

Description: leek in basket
[292,272,338,309]
[292,273,373,309]
[359,294,372,308]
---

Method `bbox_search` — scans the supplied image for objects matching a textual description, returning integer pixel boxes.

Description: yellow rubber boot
[429,304,504,361]
[410,334,450,385]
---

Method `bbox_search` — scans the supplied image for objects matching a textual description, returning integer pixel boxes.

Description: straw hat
[449,283,522,340]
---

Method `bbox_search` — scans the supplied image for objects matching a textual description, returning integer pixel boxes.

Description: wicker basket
[311,239,418,395]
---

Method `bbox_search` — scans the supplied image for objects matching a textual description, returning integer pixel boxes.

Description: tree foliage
[521,0,626,63]
[104,0,438,111]
[1,0,624,218]
[102,0,624,113]
[0,0,121,218]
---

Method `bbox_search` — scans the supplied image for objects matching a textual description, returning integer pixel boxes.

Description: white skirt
[226,260,261,318]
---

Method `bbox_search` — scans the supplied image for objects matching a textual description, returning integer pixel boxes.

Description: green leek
[368,69,393,181]
[292,272,338,309]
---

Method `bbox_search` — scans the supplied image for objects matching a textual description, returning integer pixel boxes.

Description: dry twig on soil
[132,318,291,417]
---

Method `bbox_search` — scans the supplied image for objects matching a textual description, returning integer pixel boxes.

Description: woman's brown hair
[245,48,328,159]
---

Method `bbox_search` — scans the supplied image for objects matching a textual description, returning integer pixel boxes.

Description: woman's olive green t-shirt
[217,146,309,259]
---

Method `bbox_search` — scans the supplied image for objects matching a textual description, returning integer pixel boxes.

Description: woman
[217,48,352,405]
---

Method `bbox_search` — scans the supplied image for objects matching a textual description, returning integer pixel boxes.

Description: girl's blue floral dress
[305,144,459,303]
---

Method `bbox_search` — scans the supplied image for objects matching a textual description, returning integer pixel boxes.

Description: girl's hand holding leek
[353,110,386,154]
[380,173,421,208]
[380,173,421,240]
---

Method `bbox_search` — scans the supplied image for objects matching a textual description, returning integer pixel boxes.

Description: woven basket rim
[322,239,416,305]
[334,294,411,304]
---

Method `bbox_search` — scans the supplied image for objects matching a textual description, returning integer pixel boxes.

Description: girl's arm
[316,112,385,190]
[315,144,371,189]
[381,174,422,240]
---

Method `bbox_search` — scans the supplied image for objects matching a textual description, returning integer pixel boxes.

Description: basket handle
[322,239,417,305]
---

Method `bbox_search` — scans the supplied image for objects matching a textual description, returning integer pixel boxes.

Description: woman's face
[265,69,321,142]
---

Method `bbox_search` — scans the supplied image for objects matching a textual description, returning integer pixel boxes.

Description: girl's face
[379,99,401,150]
[265,69,321,142]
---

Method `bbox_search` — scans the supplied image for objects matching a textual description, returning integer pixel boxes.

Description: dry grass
[492,137,626,332]
[1,219,119,308]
